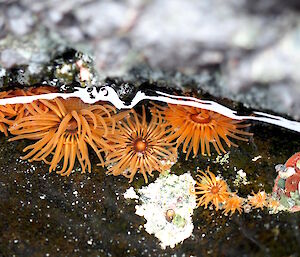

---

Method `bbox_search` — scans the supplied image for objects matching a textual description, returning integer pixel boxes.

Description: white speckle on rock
[124,187,139,200]
[237,169,247,178]
[39,194,46,200]
[252,155,262,162]
[234,169,250,187]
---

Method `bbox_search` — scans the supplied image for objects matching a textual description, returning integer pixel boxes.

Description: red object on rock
[285,173,300,197]
[285,152,300,173]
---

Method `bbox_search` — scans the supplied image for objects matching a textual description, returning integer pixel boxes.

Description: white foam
[0,85,299,133]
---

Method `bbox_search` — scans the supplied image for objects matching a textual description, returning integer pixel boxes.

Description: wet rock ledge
[0,44,299,257]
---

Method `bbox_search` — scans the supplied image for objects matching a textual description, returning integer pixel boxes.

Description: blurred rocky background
[0,0,299,119]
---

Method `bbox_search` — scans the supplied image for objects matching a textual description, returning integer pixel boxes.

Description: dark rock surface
[0,107,299,257]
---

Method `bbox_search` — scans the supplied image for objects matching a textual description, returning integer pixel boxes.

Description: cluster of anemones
[0,88,179,181]
[192,167,279,216]
[0,88,253,182]
[104,103,252,182]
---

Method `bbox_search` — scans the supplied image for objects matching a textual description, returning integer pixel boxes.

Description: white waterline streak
[0,86,299,133]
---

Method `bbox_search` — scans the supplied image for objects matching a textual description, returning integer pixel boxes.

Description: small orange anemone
[194,167,230,210]
[9,97,120,176]
[153,104,252,159]
[248,191,267,210]
[105,106,177,183]
[223,193,244,216]
[268,197,280,210]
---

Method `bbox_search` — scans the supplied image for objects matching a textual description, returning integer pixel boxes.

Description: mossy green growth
[290,191,300,206]
[54,63,75,84]
[279,194,290,208]
[277,178,285,189]
[172,214,187,228]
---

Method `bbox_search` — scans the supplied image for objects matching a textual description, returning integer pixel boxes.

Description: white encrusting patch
[124,173,197,249]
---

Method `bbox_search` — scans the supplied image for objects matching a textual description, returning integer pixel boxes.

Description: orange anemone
[248,191,267,210]
[9,97,120,176]
[105,106,177,183]
[194,167,230,210]
[223,193,244,216]
[153,104,252,159]
[268,197,280,210]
